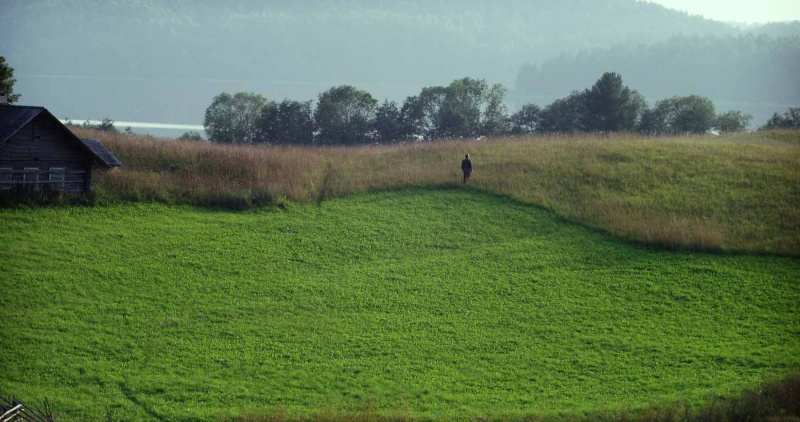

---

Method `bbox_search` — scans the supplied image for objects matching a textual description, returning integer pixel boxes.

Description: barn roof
[0,105,44,143]
[80,138,122,167]
[0,105,121,168]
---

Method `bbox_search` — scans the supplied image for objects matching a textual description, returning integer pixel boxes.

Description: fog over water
[21,74,428,126]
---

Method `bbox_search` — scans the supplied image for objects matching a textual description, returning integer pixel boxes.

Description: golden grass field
[77,128,800,256]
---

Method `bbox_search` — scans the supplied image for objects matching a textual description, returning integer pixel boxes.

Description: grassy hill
[2,130,798,420]
[1,189,798,421]
[82,129,800,256]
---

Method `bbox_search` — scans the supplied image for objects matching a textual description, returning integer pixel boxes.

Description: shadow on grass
[223,373,800,422]
[0,188,95,209]
[119,382,167,422]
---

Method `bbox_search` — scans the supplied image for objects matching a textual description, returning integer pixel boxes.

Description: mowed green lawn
[1,189,798,421]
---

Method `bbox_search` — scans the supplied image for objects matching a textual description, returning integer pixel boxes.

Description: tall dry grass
[77,128,800,256]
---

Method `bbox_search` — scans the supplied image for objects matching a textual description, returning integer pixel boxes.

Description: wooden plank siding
[0,169,88,196]
[0,114,92,195]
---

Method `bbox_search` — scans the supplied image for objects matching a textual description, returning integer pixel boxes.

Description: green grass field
[1,189,798,421]
[81,129,800,256]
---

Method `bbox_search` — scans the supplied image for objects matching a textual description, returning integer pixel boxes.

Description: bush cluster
[761,107,800,130]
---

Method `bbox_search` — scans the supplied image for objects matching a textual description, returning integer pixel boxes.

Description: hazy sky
[646,0,800,23]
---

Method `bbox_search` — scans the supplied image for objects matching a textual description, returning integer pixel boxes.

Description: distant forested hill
[0,0,789,126]
[1,0,740,83]
[514,32,800,123]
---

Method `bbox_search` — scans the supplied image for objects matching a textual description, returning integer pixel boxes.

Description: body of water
[60,119,206,139]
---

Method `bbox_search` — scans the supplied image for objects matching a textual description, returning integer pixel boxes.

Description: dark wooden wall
[0,114,92,195]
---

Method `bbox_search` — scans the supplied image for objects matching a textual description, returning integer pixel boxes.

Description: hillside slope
[74,129,800,256]
[1,190,798,420]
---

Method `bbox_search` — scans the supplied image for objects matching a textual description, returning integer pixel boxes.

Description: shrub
[761,107,800,130]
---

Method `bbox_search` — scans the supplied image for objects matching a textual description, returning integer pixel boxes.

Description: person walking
[461,153,472,184]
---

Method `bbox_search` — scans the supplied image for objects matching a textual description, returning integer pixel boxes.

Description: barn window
[49,167,65,190]
[23,167,41,189]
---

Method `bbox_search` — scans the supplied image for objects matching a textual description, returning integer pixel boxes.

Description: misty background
[1,0,798,136]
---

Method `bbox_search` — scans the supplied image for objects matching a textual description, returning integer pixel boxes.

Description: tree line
[203,72,770,145]
[203,78,510,145]
[3,55,794,144]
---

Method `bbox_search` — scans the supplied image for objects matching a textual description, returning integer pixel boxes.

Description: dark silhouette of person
[461,153,472,184]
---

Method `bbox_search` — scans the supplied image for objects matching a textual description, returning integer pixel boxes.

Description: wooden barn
[0,104,121,196]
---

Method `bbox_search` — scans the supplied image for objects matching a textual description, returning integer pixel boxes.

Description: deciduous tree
[482,84,510,136]
[259,99,314,145]
[204,92,267,144]
[539,91,587,133]
[439,78,488,138]
[510,104,542,134]
[402,78,509,140]
[179,131,204,141]
[638,95,715,134]
[582,72,645,132]
[82,118,118,133]
[0,56,21,104]
[314,85,377,145]
[374,100,405,143]
[760,108,800,130]
[714,110,753,133]
[400,86,448,140]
